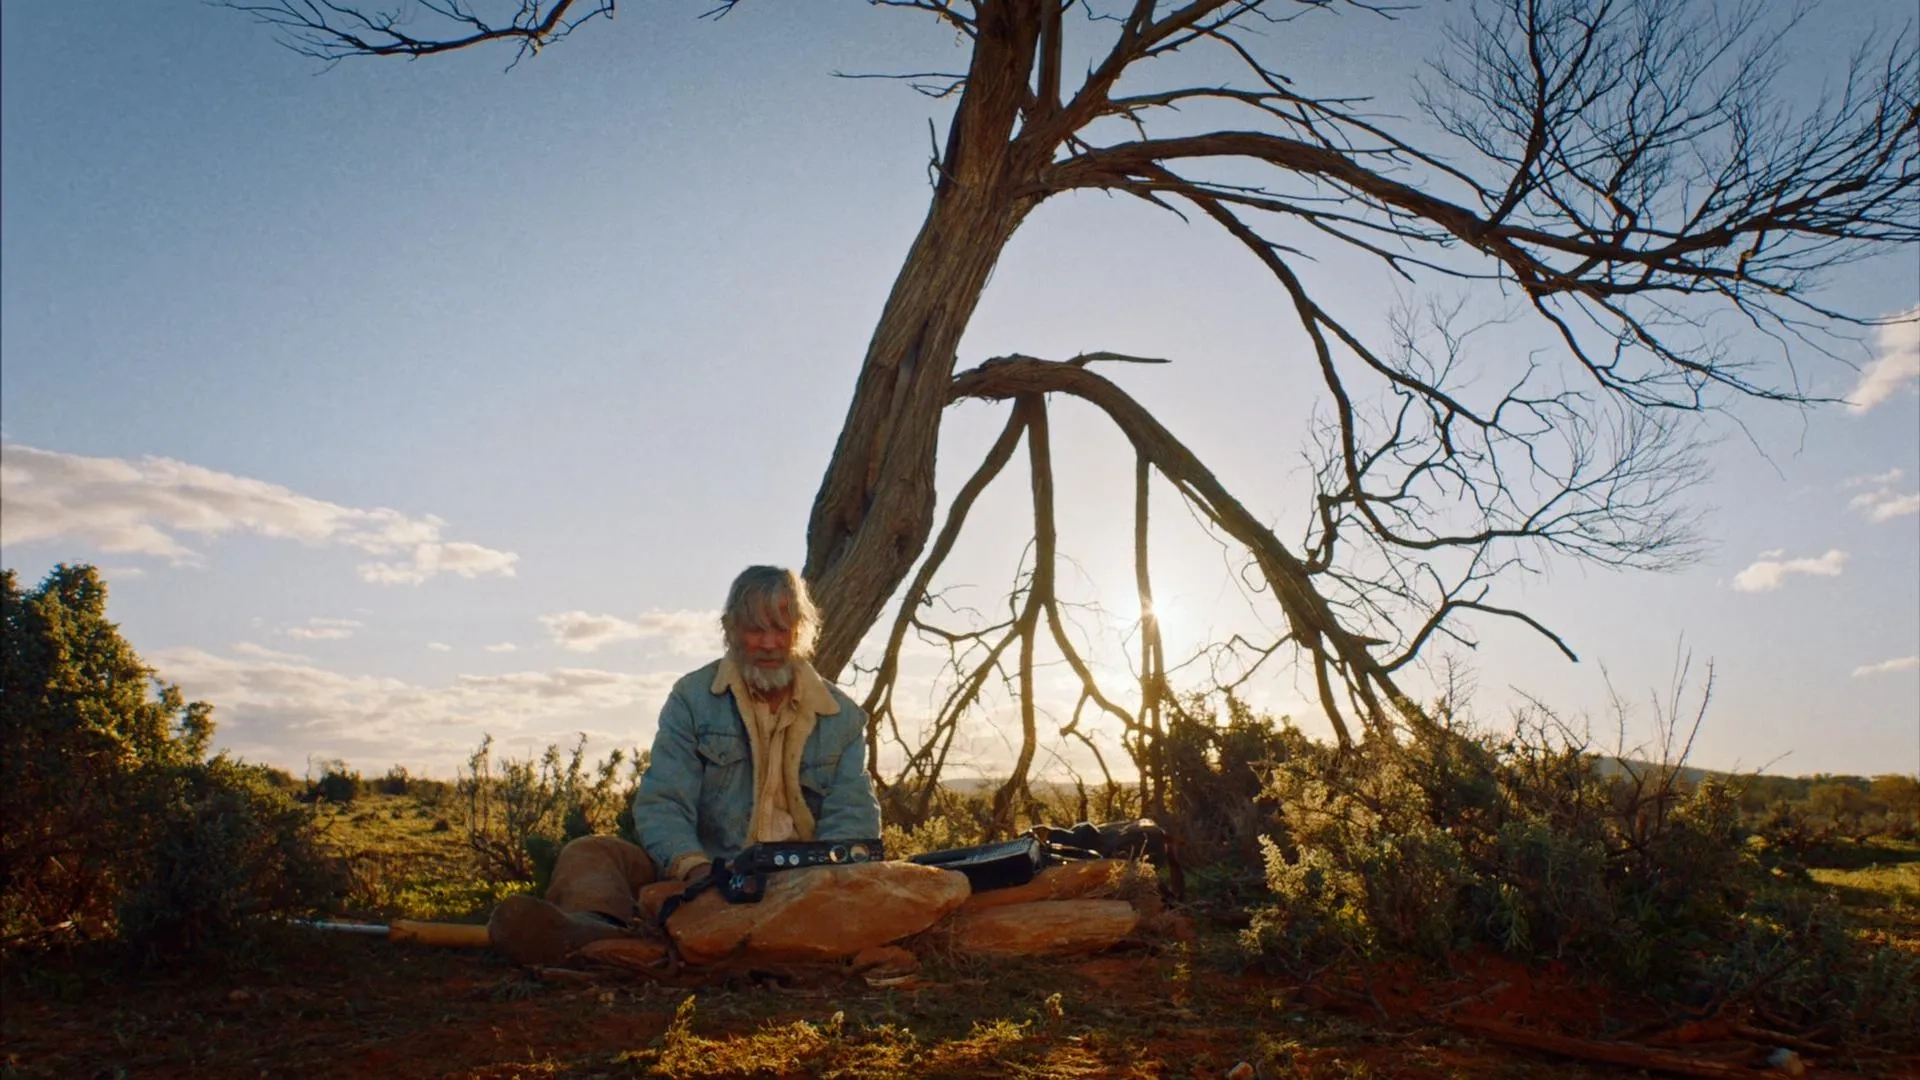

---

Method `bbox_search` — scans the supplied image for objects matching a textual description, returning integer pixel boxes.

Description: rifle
[296,918,491,948]
[654,838,887,927]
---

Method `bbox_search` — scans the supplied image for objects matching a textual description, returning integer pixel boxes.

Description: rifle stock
[388,919,491,948]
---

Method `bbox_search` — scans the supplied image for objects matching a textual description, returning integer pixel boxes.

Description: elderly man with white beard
[487,566,888,967]
[631,565,882,884]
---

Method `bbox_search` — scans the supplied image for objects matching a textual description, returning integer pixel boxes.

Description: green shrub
[1235,699,1919,1047]
[1734,774,1918,846]
[1,564,343,955]
[1243,721,1756,980]
[882,803,988,860]
[1155,694,1310,916]
[1702,886,1920,1048]
[1161,694,1305,864]
[116,758,347,959]
[306,759,361,804]
[378,765,413,796]
[256,765,300,790]
[1246,729,1478,965]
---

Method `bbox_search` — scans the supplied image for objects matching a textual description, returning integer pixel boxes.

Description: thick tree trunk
[802,1,1047,679]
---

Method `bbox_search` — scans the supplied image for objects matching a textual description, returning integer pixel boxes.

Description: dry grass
[1807,838,1920,950]
[314,792,530,921]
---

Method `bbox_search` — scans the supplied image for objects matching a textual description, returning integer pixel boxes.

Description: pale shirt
[734,670,805,843]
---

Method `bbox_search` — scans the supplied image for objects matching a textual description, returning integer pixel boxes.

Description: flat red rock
[667,861,969,966]
[947,898,1140,958]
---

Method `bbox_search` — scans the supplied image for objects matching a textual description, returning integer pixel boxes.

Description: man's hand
[667,852,713,882]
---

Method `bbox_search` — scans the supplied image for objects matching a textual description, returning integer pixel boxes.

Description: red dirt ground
[4,932,1914,1078]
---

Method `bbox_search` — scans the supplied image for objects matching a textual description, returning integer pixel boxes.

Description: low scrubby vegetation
[877,687,1920,1050]
[4,562,1916,1068]
[459,734,645,889]
[1234,716,1918,1047]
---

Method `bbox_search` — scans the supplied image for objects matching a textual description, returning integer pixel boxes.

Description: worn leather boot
[487,894,630,967]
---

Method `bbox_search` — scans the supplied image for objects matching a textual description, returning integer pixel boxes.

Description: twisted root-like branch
[952,354,1420,745]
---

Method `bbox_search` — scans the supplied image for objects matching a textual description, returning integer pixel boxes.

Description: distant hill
[1593,757,1718,786]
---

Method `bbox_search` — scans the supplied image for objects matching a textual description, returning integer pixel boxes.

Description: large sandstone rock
[947,899,1140,958]
[958,858,1129,912]
[667,861,969,966]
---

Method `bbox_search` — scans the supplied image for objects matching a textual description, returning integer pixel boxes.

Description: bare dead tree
[232,0,1917,814]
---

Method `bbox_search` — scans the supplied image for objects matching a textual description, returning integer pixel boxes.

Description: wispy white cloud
[426,642,453,652]
[0,443,518,585]
[152,647,678,774]
[1731,549,1848,592]
[1845,468,1905,488]
[539,609,717,654]
[1852,655,1919,678]
[359,541,519,586]
[1847,307,1920,413]
[231,642,311,662]
[1850,489,1920,523]
[284,617,363,641]
[1843,466,1920,522]
[1844,468,1920,523]
[541,612,643,652]
[484,642,519,653]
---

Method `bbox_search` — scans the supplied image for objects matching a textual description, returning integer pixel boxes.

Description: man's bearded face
[732,610,796,695]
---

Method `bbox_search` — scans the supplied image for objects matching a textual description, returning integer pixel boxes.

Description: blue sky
[3,1,1916,781]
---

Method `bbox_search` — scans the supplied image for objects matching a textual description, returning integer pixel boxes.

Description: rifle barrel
[294,919,491,948]
[298,920,390,935]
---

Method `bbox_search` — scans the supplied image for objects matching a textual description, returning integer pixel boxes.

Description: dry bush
[458,735,644,885]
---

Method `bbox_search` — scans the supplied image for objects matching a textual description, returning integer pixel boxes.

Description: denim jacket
[631,658,880,875]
